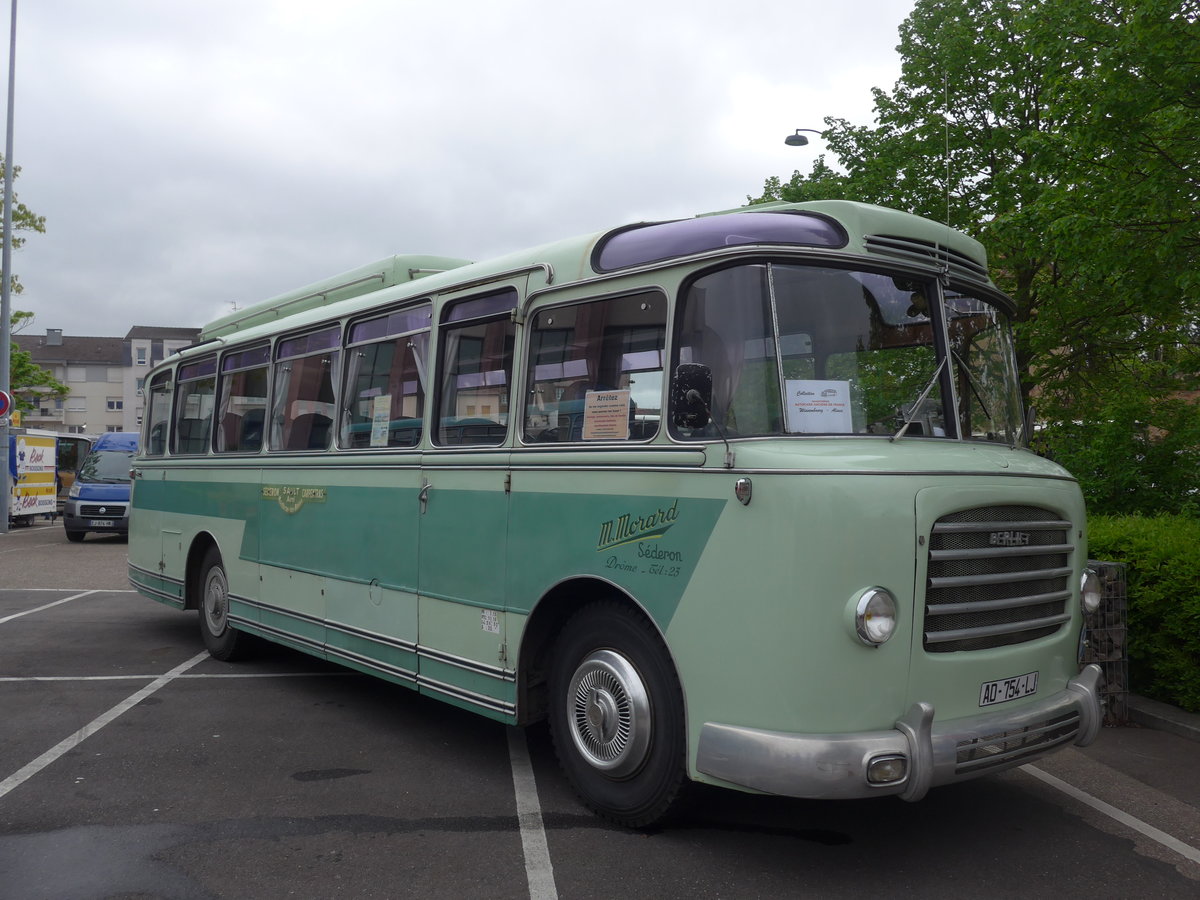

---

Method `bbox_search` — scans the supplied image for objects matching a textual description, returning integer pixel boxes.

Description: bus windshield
[671,262,1023,444]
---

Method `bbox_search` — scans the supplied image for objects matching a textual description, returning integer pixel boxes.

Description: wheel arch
[183,531,221,611]
[515,575,677,727]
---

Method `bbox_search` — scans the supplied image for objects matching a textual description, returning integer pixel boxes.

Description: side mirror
[671,363,713,429]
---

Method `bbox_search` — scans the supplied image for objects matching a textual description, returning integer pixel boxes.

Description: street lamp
[785,128,822,146]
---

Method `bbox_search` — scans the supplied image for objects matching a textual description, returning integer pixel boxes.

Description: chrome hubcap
[203,566,229,636]
[567,649,651,777]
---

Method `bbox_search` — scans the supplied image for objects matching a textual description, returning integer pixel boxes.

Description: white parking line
[508,727,558,900]
[0,672,347,682]
[1024,764,1200,865]
[0,590,98,624]
[0,651,209,803]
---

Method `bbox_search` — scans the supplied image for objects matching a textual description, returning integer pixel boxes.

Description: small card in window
[582,389,631,440]
[370,394,391,447]
[785,380,853,433]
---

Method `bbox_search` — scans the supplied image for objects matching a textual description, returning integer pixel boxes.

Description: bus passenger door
[415,285,520,720]
[416,454,512,719]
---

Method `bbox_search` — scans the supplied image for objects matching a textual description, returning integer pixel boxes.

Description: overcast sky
[7,0,915,338]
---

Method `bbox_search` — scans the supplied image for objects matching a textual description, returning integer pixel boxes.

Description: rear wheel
[197,547,251,661]
[548,600,688,827]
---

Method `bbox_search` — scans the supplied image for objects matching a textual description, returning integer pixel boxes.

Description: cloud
[9,0,914,336]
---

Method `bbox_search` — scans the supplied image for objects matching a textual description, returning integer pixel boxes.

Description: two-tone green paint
[129,455,727,724]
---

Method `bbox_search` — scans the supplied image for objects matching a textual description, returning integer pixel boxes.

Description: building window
[67,396,86,412]
[67,366,86,382]
[107,397,124,411]
[136,347,147,365]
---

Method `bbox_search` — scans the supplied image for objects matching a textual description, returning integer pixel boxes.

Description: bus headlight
[854,588,898,646]
[1081,569,1102,615]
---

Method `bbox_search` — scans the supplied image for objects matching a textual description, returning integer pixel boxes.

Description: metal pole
[1,0,18,534]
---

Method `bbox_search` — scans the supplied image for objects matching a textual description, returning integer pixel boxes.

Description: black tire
[65,530,86,543]
[197,546,251,661]
[548,599,688,828]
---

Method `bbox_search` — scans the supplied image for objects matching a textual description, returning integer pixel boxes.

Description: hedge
[1088,515,1200,713]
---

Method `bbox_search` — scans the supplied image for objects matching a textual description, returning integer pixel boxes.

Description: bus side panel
[130,466,263,622]
[506,466,727,627]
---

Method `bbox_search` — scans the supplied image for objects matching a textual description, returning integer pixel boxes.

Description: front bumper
[63,501,130,534]
[696,663,1103,801]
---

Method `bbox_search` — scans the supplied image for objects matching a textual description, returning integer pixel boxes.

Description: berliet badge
[989,530,1031,547]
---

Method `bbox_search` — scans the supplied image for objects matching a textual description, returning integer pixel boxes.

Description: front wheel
[65,529,86,543]
[197,546,251,661]
[548,600,688,827]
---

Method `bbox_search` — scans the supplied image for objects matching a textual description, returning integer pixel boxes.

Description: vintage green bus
[129,200,1103,826]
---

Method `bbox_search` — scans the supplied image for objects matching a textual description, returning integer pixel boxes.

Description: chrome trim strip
[932,519,1071,533]
[929,543,1074,561]
[233,615,324,655]
[325,644,418,685]
[929,566,1073,590]
[325,619,418,654]
[924,589,1072,616]
[419,679,516,717]
[924,612,1073,643]
[419,645,515,682]
[130,581,186,609]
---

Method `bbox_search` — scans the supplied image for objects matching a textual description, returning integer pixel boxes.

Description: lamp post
[784,128,822,147]
[0,0,17,535]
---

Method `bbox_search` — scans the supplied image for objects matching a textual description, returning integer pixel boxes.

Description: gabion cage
[1082,560,1128,726]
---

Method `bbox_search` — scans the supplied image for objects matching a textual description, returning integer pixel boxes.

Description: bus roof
[193,200,994,346]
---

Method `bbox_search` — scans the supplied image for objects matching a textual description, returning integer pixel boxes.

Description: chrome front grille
[955,712,1080,774]
[924,506,1074,653]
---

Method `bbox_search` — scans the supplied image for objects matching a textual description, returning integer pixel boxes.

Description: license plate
[979,671,1038,707]
[88,519,114,528]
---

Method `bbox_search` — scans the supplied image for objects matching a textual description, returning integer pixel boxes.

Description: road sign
[0,389,12,418]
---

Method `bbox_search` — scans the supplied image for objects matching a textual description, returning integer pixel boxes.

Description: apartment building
[14,326,201,434]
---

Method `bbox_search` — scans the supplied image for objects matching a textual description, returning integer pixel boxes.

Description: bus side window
[269,326,340,452]
[524,291,665,444]
[435,290,517,447]
[214,345,270,453]
[143,371,173,456]
[170,356,217,455]
[341,303,431,449]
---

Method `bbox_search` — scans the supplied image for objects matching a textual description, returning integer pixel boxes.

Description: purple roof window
[594,211,847,272]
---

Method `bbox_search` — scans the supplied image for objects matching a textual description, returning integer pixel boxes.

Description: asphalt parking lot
[3,522,1200,899]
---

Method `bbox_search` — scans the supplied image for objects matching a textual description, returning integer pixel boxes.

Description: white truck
[7,429,58,526]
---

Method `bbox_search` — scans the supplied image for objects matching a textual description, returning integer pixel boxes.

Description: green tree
[0,157,47,297]
[2,156,59,410]
[9,311,68,411]
[752,0,1200,421]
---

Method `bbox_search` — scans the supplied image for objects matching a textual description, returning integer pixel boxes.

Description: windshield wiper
[951,350,993,423]
[891,356,947,442]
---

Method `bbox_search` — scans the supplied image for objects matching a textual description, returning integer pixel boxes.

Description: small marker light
[734,477,752,506]
[1081,569,1103,615]
[867,755,908,785]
